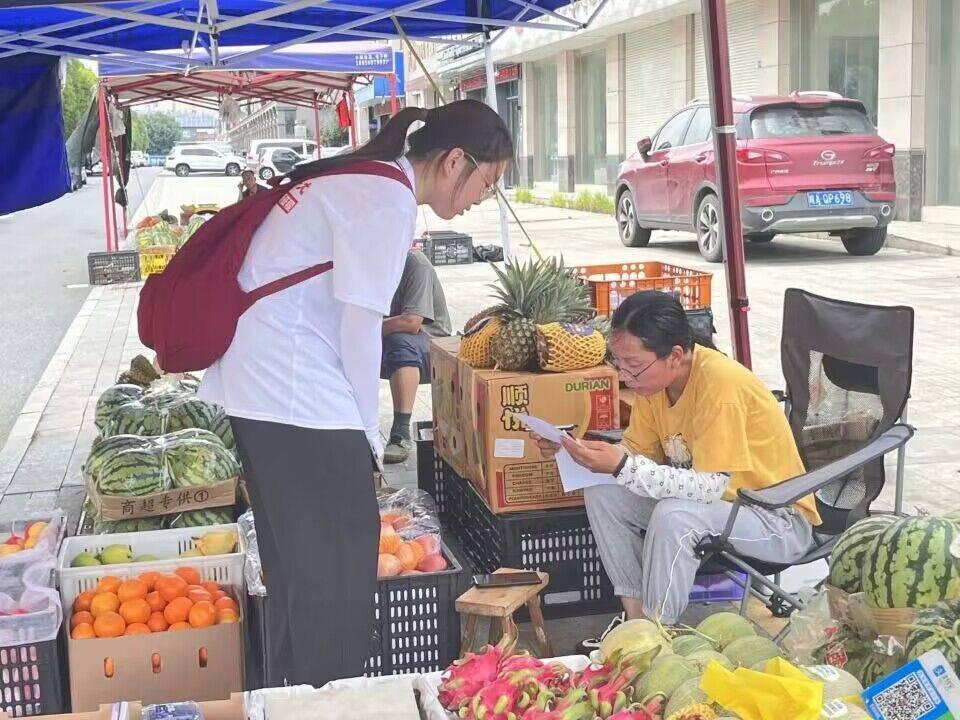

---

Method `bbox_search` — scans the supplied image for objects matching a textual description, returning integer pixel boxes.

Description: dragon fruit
[462,677,536,720]
[589,662,645,719]
[518,689,595,720]
[572,662,613,689]
[606,694,666,720]
[439,644,510,711]
[501,661,573,696]
[499,653,545,675]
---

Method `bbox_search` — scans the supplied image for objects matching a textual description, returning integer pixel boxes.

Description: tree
[61,59,97,138]
[131,113,150,153]
[139,112,181,155]
[319,107,349,147]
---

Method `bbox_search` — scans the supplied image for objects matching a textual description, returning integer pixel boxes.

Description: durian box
[430,337,619,513]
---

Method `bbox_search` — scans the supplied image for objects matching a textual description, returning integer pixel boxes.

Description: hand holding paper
[514,413,621,492]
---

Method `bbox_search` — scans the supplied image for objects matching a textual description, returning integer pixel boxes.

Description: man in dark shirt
[237,169,268,201]
[381,249,452,464]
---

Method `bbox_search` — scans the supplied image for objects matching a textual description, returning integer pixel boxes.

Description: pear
[132,554,159,563]
[193,530,239,556]
[71,552,102,567]
[179,548,203,558]
[98,545,133,565]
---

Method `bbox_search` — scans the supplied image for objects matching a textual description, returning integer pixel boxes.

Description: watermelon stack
[828,514,900,593]
[905,599,960,673]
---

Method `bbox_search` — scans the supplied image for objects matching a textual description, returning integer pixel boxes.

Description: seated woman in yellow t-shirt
[533,291,820,632]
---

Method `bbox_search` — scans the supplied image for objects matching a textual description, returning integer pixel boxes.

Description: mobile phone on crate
[472,571,542,588]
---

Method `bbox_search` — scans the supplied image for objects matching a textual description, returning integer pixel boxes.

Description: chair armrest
[771,390,788,403]
[737,424,914,510]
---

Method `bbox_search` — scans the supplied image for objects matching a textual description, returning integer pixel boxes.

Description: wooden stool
[455,568,553,658]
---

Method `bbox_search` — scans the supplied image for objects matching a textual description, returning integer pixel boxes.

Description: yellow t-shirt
[623,345,821,526]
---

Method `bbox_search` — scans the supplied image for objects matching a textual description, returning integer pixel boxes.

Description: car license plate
[807,190,854,208]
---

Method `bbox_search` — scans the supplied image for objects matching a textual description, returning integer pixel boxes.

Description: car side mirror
[637,137,652,155]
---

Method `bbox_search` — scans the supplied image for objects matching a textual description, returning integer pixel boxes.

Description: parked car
[246,138,318,167]
[130,150,147,167]
[164,145,246,177]
[615,91,897,261]
[257,146,305,180]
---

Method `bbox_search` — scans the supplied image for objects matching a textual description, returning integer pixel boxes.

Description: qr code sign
[873,672,936,720]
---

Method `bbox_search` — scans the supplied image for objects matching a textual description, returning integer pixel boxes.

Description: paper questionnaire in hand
[513,413,618,493]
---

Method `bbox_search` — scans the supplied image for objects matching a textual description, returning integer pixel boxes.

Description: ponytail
[611,291,718,356]
[286,99,514,183]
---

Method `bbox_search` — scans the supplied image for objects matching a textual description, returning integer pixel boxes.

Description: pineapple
[487,257,594,371]
[535,323,607,372]
[459,316,503,368]
[463,306,498,334]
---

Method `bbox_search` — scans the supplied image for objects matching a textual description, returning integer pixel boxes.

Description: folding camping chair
[696,288,915,621]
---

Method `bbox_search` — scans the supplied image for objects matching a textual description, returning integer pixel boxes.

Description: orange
[156,576,188,602]
[71,623,96,640]
[96,576,122,595]
[168,622,192,632]
[93,612,126,638]
[117,579,148,603]
[90,592,120,618]
[216,608,239,624]
[163,596,193,625]
[74,590,96,613]
[174,567,202,586]
[124,623,151,636]
[146,591,166,613]
[188,601,216,629]
[213,597,239,614]
[139,571,162,592]
[211,590,227,602]
[396,543,419,572]
[201,581,220,596]
[119,598,151,625]
[405,540,426,567]
[146,612,169,633]
[71,611,95,629]
[187,586,212,604]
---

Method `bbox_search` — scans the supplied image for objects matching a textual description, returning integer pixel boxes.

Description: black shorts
[380,331,433,382]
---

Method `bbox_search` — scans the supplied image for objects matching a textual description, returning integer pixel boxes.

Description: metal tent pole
[347,90,358,147]
[96,84,115,252]
[313,92,322,148]
[484,36,511,259]
[702,0,751,367]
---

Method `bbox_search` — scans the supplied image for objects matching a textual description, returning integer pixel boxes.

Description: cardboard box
[67,620,244,712]
[19,693,247,720]
[86,474,238,521]
[431,337,619,513]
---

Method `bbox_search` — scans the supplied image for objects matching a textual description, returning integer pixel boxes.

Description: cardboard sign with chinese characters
[86,474,238,521]
[430,337,619,513]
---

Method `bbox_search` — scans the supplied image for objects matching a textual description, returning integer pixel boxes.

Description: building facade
[403,0,960,224]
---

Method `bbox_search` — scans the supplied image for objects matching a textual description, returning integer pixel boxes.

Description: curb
[885,232,955,256]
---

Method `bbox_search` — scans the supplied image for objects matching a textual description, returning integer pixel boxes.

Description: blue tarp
[0,1,572,57]
[0,54,71,215]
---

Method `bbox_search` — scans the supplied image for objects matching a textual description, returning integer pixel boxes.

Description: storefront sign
[460,64,520,93]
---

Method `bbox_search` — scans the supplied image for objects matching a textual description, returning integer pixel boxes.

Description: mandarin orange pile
[70,567,240,640]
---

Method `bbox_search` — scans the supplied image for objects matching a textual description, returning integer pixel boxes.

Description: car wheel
[748,233,775,243]
[841,227,887,256]
[695,194,724,263]
[175,164,190,177]
[616,191,651,248]
[259,167,275,181]
[225,163,241,176]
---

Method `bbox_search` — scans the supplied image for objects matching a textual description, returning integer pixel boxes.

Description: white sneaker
[575,611,626,657]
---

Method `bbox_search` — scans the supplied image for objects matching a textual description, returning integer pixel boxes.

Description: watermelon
[905,599,960,672]
[84,435,153,482]
[163,428,223,445]
[95,384,145,430]
[101,400,165,437]
[166,508,234,529]
[164,437,240,488]
[862,516,960,608]
[828,515,899,593]
[857,655,892,687]
[98,448,169,496]
[93,517,164,534]
[722,636,781,668]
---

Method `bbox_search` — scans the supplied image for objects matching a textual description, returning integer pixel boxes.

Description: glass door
[926,0,960,206]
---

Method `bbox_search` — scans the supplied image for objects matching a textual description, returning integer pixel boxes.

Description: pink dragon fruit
[500,661,572,697]
[572,662,613,689]
[605,693,666,720]
[518,689,595,720]
[462,677,536,720]
[588,664,642,719]
[438,645,509,711]
[498,653,545,675]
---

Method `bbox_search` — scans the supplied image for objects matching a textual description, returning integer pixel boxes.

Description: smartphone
[584,428,625,444]
[472,571,542,588]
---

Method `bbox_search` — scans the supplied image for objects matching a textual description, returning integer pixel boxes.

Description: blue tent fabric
[0,1,572,56]
[0,54,71,215]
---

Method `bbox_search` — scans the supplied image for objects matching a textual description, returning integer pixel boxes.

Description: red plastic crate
[574,262,712,316]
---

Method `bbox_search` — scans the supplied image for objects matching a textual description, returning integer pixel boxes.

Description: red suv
[615,92,897,262]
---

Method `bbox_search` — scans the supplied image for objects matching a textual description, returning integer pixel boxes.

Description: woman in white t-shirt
[199,101,513,686]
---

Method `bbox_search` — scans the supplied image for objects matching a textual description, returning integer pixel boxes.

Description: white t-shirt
[199,158,417,432]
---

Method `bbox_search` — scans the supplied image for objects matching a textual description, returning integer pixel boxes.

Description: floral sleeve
[615,452,729,503]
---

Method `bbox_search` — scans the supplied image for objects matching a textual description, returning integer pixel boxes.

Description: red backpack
[138,161,413,373]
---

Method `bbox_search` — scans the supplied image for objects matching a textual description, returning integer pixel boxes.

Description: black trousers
[230,418,379,687]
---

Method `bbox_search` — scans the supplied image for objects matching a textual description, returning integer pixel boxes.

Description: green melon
[801,665,863,702]
[672,635,714,657]
[663,677,711,719]
[862,516,960,608]
[828,515,899,593]
[722,636,782,668]
[695,612,756,649]
[685,650,735,673]
[905,598,960,673]
[637,654,699,702]
[165,508,234,529]
[95,384,145,431]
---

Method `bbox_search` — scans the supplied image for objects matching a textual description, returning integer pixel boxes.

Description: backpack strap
[243,161,414,308]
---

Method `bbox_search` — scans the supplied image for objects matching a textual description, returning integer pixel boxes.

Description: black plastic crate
[246,542,465,687]
[422,231,473,266]
[0,630,68,716]
[87,251,141,285]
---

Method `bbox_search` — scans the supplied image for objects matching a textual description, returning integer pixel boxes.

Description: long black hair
[286,99,514,184]
[611,291,718,356]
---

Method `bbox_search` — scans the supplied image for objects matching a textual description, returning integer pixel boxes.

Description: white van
[247,139,318,165]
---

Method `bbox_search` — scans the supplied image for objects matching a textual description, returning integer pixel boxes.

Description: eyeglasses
[608,357,660,381]
[464,152,498,201]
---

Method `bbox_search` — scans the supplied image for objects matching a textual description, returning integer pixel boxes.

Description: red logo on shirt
[278,193,298,213]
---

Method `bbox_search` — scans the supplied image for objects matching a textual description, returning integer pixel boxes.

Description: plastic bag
[702,657,824,720]
[142,701,204,720]
[0,554,62,645]
[377,487,441,541]
[238,510,266,597]
[783,588,840,665]
[101,389,234,449]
